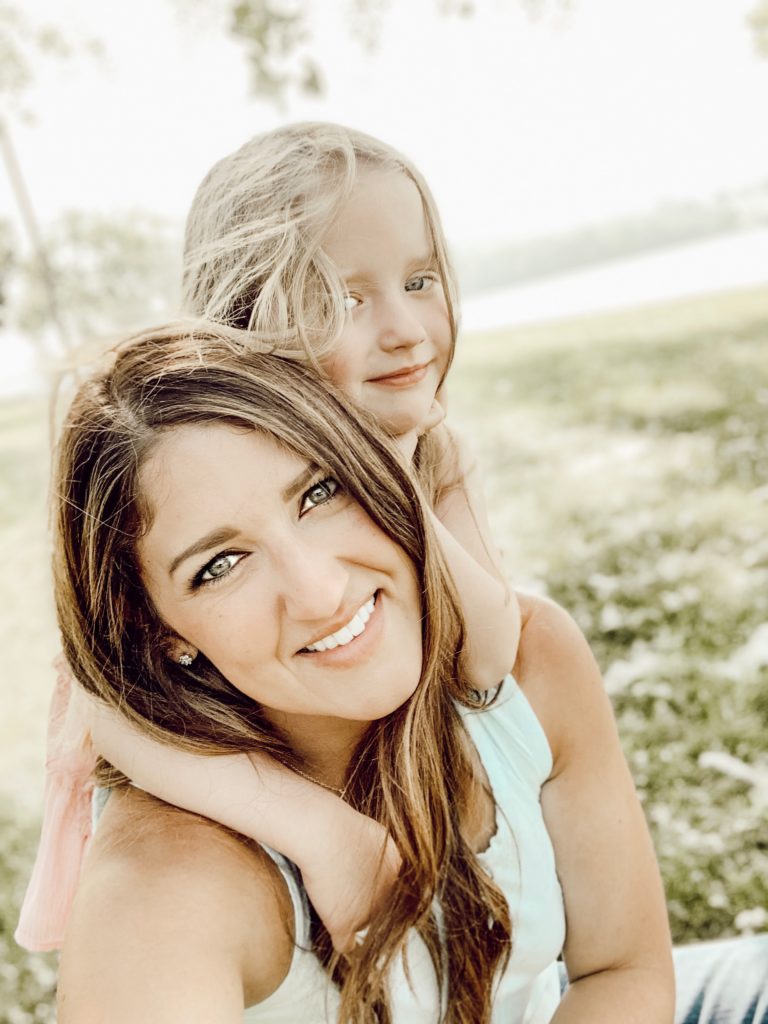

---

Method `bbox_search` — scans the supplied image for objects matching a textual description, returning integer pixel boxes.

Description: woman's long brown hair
[53,322,510,1022]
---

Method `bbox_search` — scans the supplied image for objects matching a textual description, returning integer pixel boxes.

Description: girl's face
[137,422,423,751]
[321,169,452,437]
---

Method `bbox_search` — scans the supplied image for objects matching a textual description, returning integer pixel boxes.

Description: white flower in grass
[735,907,768,934]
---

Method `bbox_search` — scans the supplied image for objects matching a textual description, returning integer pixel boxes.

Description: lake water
[461,227,768,332]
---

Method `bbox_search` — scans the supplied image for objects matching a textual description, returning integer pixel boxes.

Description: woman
[54,322,674,1023]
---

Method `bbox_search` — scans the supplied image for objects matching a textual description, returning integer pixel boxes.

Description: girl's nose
[377,294,427,352]
[277,538,350,623]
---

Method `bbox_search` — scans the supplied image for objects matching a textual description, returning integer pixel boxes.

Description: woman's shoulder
[59,787,295,1020]
[512,592,606,774]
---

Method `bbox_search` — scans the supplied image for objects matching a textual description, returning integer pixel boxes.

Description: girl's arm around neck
[515,595,675,1023]
[88,693,351,862]
[87,694,400,951]
[428,424,521,688]
[57,788,292,1023]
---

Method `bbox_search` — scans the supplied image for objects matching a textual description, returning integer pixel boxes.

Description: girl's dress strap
[15,657,97,952]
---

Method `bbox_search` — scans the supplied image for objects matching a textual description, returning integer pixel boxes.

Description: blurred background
[2,0,767,1018]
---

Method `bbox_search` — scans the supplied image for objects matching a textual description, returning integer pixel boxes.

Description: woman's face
[136,422,423,733]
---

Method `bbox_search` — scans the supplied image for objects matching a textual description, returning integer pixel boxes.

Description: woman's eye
[198,552,244,585]
[300,477,340,515]
[343,294,362,312]
[405,274,436,293]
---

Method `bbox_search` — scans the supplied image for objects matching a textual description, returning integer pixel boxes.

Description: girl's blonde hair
[182,121,459,371]
[54,322,509,1024]
[183,121,460,504]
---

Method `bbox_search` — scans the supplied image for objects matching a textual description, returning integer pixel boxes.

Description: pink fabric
[15,656,97,952]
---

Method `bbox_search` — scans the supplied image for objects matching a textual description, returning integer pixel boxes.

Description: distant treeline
[455,180,768,295]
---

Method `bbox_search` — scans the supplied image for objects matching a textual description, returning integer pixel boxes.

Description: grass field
[2,284,767,1018]
[449,285,768,945]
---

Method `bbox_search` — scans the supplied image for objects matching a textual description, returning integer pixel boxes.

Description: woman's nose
[276,539,350,623]
[377,293,427,352]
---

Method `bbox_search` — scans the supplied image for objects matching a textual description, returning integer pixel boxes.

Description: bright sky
[4,0,768,248]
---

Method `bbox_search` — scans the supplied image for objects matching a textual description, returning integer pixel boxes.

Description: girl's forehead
[322,169,432,274]
[346,167,424,220]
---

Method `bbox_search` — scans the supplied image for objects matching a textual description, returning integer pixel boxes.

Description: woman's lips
[297,591,384,668]
[367,363,431,388]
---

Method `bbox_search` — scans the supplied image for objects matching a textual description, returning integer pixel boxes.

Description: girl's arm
[423,421,522,689]
[516,594,675,1022]
[86,693,399,952]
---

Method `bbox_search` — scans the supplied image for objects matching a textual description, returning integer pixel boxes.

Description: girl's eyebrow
[167,464,319,577]
[408,250,437,269]
[338,254,437,286]
[337,268,374,284]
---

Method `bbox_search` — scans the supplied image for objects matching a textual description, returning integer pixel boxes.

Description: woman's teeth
[304,596,376,652]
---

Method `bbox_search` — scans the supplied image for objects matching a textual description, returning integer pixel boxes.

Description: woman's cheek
[192,584,274,681]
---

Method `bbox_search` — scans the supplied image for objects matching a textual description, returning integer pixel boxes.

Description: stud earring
[178,652,195,667]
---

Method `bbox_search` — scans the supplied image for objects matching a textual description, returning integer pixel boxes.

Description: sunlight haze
[6,0,768,245]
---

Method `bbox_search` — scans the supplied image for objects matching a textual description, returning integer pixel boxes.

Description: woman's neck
[264,709,370,793]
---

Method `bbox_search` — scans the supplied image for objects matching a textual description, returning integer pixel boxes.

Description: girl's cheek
[323,315,374,388]
[321,347,357,389]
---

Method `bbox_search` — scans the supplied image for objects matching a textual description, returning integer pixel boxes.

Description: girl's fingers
[421,399,446,433]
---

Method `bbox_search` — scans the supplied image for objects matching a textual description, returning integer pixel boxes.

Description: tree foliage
[15,211,181,345]
[0,4,101,338]
[228,0,321,99]
[173,0,768,103]
[171,0,768,104]
[0,218,17,327]
[749,0,768,57]
[0,1,73,111]
[174,0,572,101]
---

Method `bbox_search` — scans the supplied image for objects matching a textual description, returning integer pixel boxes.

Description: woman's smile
[297,590,384,668]
[300,592,376,652]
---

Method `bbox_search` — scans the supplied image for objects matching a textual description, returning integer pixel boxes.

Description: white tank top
[244,679,566,1023]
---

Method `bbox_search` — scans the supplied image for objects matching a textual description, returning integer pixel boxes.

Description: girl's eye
[300,477,340,515]
[195,552,244,587]
[343,294,362,312]
[405,274,436,293]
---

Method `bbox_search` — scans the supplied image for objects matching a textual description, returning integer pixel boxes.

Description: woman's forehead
[139,424,291,514]
[135,424,313,571]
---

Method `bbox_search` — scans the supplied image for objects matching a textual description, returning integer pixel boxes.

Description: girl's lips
[297,591,384,669]
[368,363,431,388]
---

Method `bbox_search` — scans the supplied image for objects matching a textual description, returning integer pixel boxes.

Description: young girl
[17,123,522,955]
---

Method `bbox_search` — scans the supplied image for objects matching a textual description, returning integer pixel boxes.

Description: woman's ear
[163,636,199,667]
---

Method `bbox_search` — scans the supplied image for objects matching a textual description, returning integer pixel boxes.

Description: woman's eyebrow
[282,464,319,503]
[168,527,239,578]
[167,465,319,577]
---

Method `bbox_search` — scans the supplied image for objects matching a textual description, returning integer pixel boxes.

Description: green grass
[0,809,57,1022]
[451,284,768,944]
[2,284,767,1015]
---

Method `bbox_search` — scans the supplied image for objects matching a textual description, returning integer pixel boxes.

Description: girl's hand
[393,396,446,466]
[299,812,401,953]
[422,393,447,432]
